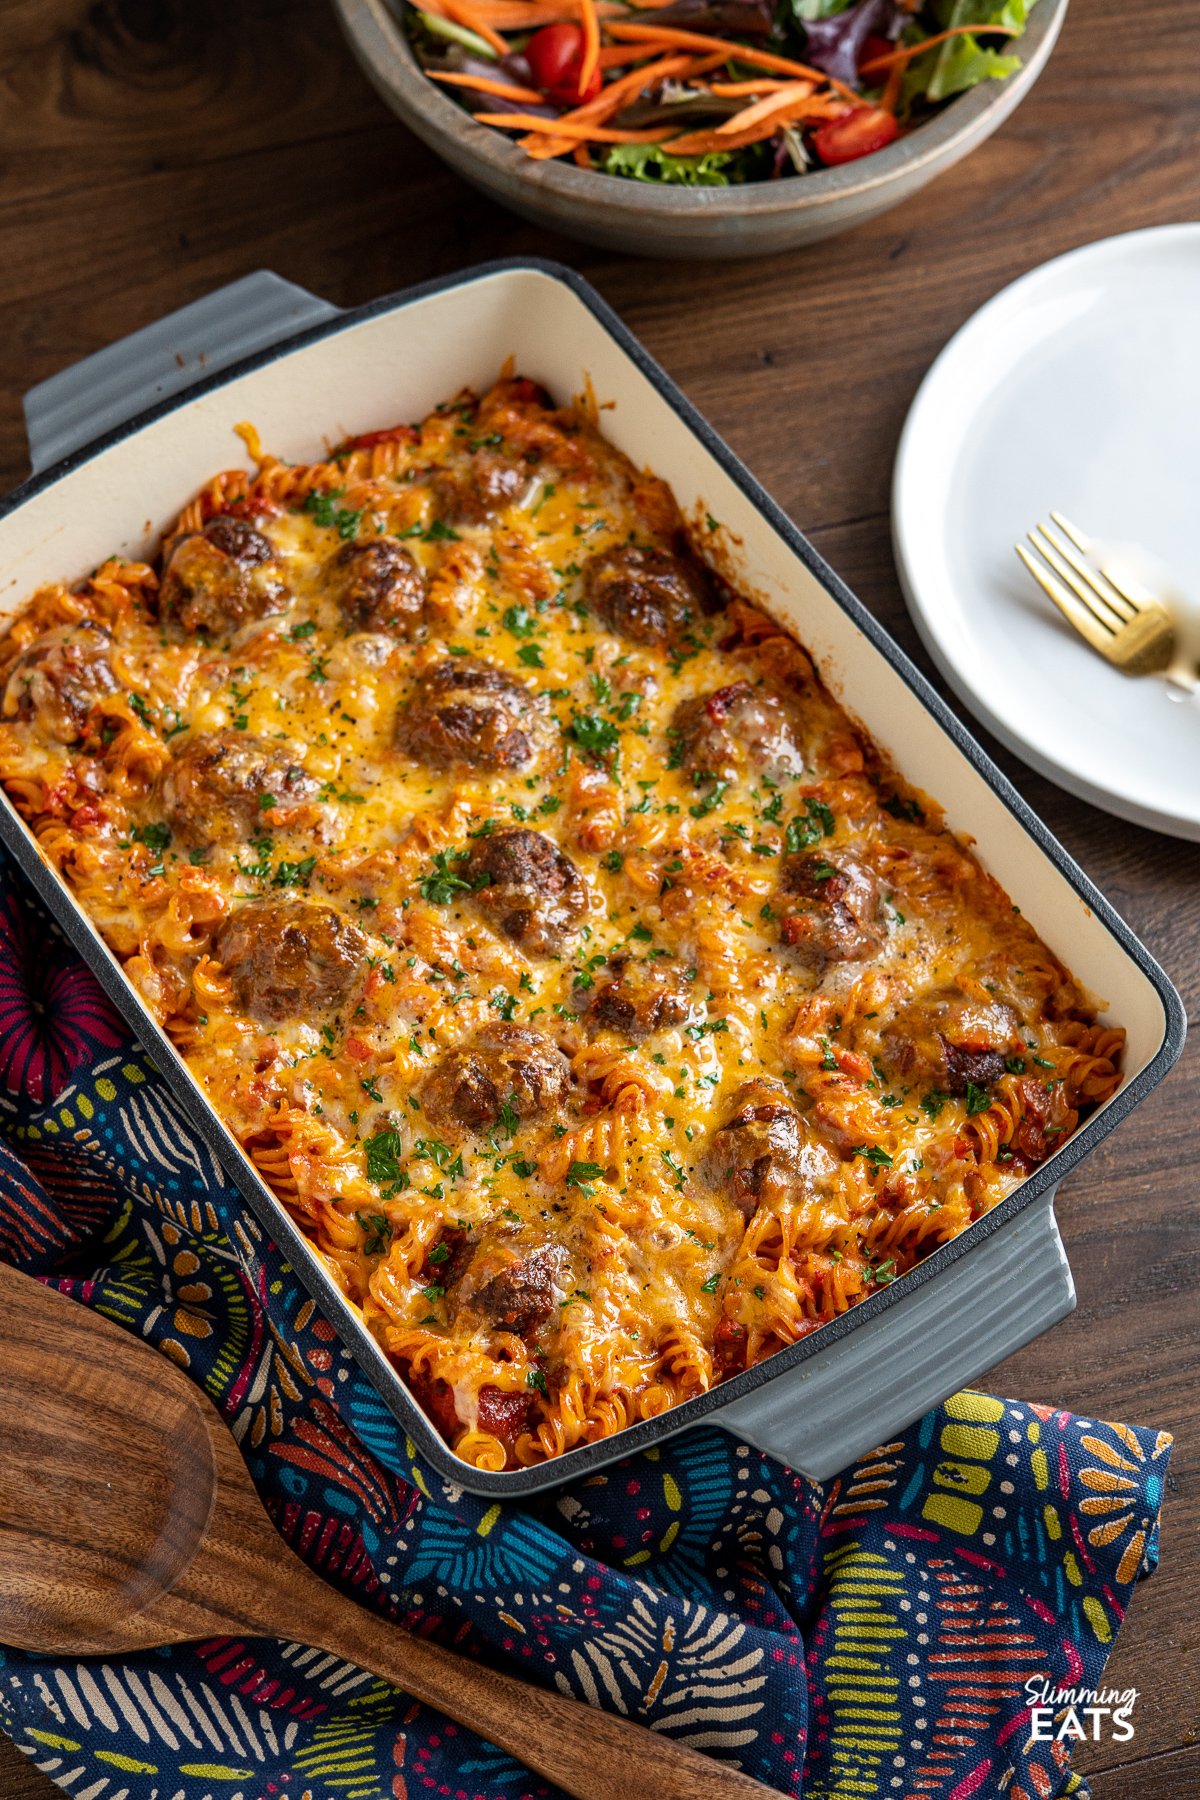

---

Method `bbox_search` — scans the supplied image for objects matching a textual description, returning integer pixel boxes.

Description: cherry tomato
[524,22,602,107]
[812,105,900,166]
[858,32,894,74]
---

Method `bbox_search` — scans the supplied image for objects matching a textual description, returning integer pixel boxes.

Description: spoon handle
[267,1556,789,1800]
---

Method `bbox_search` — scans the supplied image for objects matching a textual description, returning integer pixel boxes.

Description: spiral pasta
[0,373,1124,1470]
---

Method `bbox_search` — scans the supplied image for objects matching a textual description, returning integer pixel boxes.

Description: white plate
[892,224,1200,840]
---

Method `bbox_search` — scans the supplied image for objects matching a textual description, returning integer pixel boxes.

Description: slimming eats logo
[1025,1678,1138,1743]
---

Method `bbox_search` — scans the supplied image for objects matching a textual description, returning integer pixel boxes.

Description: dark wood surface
[1,0,1197,1794]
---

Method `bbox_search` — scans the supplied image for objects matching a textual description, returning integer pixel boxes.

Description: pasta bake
[0,377,1124,1471]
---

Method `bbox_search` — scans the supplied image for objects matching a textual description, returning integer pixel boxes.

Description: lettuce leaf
[902,0,1037,106]
[599,143,747,185]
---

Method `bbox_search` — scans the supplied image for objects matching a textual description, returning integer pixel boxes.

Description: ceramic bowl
[333,0,1068,259]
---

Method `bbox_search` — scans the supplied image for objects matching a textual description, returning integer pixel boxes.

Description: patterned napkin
[0,846,1170,1800]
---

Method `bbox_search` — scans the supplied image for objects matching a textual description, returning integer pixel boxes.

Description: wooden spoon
[0,1259,788,1800]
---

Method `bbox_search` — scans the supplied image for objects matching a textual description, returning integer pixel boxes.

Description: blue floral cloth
[0,845,1170,1800]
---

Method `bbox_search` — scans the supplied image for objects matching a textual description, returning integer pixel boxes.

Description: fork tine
[1015,544,1116,655]
[1049,512,1092,555]
[1038,520,1137,622]
[1029,525,1131,627]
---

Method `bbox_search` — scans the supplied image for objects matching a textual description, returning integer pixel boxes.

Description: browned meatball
[159,731,320,847]
[463,827,587,955]
[435,450,533,525]
[423,1024,571,1133]
[778,852,881,971]
[396,657,544,771]
[453,1239,569,1337]
[706,1077,836,1220]
[671,681,804,786]
[582,544,708,646]
[2,621,118,743]
[159,516,289,637]
[880,987,1022,1097]
[329,538,425,635]
[216,899,365,1025]
[580,954,694,1039]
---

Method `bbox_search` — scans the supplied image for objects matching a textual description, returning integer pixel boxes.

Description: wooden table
[1,1,1196,1794]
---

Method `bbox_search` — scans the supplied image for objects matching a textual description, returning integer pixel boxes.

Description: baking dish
[1,262,1184,1497]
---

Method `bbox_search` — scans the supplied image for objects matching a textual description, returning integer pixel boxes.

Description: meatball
[329,538,424,635]
[423,1024,571,1132]
[880,987,1022,1097]
[2,621,118,743]
[215,899,365,1025]
[159,516,288,637]
[463,827,587,955]
[706,1078,837,1220]
[435,453,533,525]
[582,544,708,646]
[671,681,804,786]
[778,851,881,971]
[396,657,544,771]
[580,954,694,1039]
[452,1238,569,1337]
[159,731,320,847]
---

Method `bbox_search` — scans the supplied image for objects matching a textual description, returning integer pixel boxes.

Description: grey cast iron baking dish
[0,262,1185,1498]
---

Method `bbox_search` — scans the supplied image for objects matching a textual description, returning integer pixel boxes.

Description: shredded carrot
[597,43,658,68]
[709,78,810,96]
[476,112,671,140]
[515,51,727,158]
[714,79,813,133]
[859,21,1018,76]
[427,70,548,104]
[573,142,594,166]
[603,22,864,101]
[578,0,601,93]
[429,0,510,56]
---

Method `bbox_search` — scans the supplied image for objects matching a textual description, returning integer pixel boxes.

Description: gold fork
[1015,513,1176,676]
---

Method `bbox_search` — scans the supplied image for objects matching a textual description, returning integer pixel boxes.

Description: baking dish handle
[22,271,341,476]
[711,1187,1074,1482]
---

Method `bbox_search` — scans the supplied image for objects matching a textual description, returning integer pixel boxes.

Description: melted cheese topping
[0,379,1124,1472]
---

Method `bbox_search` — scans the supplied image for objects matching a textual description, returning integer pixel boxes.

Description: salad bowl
[333,0,1068,258]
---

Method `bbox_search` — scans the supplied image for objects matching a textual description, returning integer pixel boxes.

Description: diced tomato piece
[477,1384,534,1447]
[713,1318,748,1379]
[812,106,900,167]
[68,801,103,833]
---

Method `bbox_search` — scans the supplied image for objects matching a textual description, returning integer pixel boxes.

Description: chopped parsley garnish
[274,855,317,889]
[920,1090,946,1122]
[356,1212,393,1257]
[303,487,364,540]
[852,1144,894,1168]
[965,1081,992,1116]
[526,1367,549,1396]
[397,518,461,543]
[567,710,619,760]
[883,793,924,825]
[419,848,475,905]
[365,1130,403,1186]
[784,798,836,852]
[701,1272,721,1294]
[132,821,171,853]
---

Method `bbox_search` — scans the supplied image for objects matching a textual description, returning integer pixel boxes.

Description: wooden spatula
[0,1258,789,1800]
